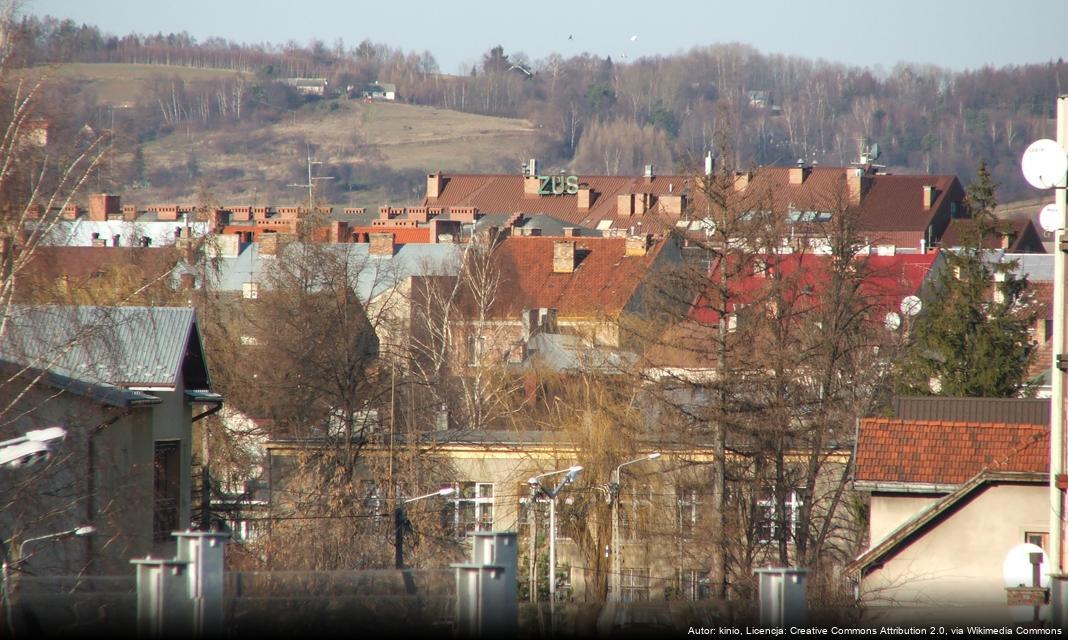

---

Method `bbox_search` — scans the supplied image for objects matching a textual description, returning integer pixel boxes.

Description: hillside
[29,63,540,207]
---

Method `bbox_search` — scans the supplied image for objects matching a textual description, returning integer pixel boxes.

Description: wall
[868,494,941,545]
[860,482,1047,625]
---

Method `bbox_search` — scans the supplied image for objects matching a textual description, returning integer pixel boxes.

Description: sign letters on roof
[538,175,579,196]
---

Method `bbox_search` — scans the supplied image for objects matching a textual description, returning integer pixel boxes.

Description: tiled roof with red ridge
[855,417,1048,487]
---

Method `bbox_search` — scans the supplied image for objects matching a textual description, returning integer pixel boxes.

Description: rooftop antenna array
[289,145,334,209]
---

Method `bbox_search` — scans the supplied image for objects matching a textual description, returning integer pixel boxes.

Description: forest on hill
[13,14,1068,201]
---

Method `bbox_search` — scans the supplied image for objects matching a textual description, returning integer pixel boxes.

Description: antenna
[289,146,334,209]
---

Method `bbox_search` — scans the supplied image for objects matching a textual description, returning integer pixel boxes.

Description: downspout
[192,402,224,531]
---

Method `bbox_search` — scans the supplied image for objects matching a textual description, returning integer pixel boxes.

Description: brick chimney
[89,194,120,221]
[577,186,594,210]
[734,171,752,191]
[427,172,444,199]
[369,232,396,257]
[617,193,635,216]
[553,240,576,273]
[122,205,138,221]
[62,204,80,220]
[847,169,871,205]
[922,185,937,209]
[524,175,541,196]
[563,227,579,238]
[625,234,651,257]
[789,164,810,185]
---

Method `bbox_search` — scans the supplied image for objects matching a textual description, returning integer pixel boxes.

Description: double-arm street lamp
[528,464,582,625]
[394,487,455,570]
[609,452,661,603]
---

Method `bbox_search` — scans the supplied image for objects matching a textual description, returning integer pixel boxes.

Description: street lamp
[609,453,661,603]
[395,487,455,570]
[0,427,67,469]
[3,525,95,636]
[528,465,582,633]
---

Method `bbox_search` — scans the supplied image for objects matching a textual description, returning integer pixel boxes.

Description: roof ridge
[990,429,1048,471]
[863,417,1047,430]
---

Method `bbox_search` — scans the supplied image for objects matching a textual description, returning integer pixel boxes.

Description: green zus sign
[538,175,579,195]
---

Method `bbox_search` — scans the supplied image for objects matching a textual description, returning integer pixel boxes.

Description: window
[153,441,181,542]
[756,489,804,544]
[242,282,259,299]
[1026,531,1049,550]
[360,480,383,523]
[620,485,652,541]
[621,568,650,602]
[677,486,703,536]
[466,335,486,365]
[680,569,712,601]
[446,482,494,535]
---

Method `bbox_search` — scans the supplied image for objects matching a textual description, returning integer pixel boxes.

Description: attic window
[596,220,614,231]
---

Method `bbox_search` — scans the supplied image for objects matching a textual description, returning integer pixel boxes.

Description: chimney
[553,240,576,273]
[625,234,651,257]
[369,232,396,257]
[62,204,79,220]
[661,194,685,215]
[847,168,871,205]
[644,164,654,181]
[409,207,429,223]
[331,220,349,243]
[563,227,578,238]
[789,163,810,185]
[179,272,196,290]
[427,172,443,199]
[577,186,594,210]
[922,185,937,209]
[524,175,541,196]
[734,171,752,191]
[89,194,120,221]
[617,193,635,216]
[122,204,138,221]
[1001,231,1013,250]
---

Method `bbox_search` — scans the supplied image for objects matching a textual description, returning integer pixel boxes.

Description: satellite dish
[1039,203,1062,233]
[1021,139,1068,190]
[900,295,922,317]
[884,311,901,331]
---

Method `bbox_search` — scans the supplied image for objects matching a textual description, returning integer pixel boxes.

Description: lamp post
[394,487,455,570]
[3,525,95,637]
[609,453,661,603]
[528,465,582,633]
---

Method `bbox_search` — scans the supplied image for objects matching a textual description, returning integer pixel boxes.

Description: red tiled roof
[22,246,178,284]
[855,174,959,233]
[855,417,1048,486]
[457,236,669,319]
[939,217,1042,252]
[689,251,939,325]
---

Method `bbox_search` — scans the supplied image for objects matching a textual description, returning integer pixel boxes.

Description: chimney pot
[553,240,576,273]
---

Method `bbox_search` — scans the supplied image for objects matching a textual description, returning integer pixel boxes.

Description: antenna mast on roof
[289,145,334,209]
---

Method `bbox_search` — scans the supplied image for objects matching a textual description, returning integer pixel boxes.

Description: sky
[27,0,1068,75]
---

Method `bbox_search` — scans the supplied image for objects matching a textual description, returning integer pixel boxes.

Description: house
[0,305,221,576]
[363,82,396,101]
[422,162,968,251]
[939,216,1045,253]
[283,77,329,97]
[850,412,1049,625]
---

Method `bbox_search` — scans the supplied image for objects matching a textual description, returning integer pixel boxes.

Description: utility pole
[288,147,334,210]
[609,453,661,603]
[1052,96,1068,626]
[393,487,455,595]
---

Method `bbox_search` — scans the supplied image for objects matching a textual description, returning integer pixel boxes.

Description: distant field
[139,98,538,205]
[20,62,245,106]
[15,63,539,205]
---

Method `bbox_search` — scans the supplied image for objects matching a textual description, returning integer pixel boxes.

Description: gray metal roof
[207,242,462,301]
[522,333,637,373]
[0,305,200,388]
[982,250,1052,281]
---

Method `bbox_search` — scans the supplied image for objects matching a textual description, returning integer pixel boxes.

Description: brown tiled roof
[21,246,178,285]
[854,417,1048,487]
[939,217,1042,252]
[424,168,964,242]
[457,236,669,319]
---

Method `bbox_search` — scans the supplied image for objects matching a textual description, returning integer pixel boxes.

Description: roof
[689,251,940,326]
[424,167,962,238]
[522,333,637,373]
[890,396,1050,426]
[0,305,207,389]
[20,246,180,293]
[939,217,1043,252]
[454,236,671,319]
[847,469,1047,576]
[854,417,1048,490]
[209,242,463,301]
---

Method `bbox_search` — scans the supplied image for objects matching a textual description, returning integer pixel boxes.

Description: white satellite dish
[900,295,922,317]
[1039,202,1062,233]
[630,35,638,42]
[884,311,901,331]
[1021,139,1068,190]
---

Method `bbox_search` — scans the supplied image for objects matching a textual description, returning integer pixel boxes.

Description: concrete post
[174,531,229,637]
[755,568,808,627]
[132,558,192,638]
[452,532,518,638]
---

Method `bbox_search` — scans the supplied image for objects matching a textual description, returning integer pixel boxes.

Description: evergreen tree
[896,161,1035,397]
